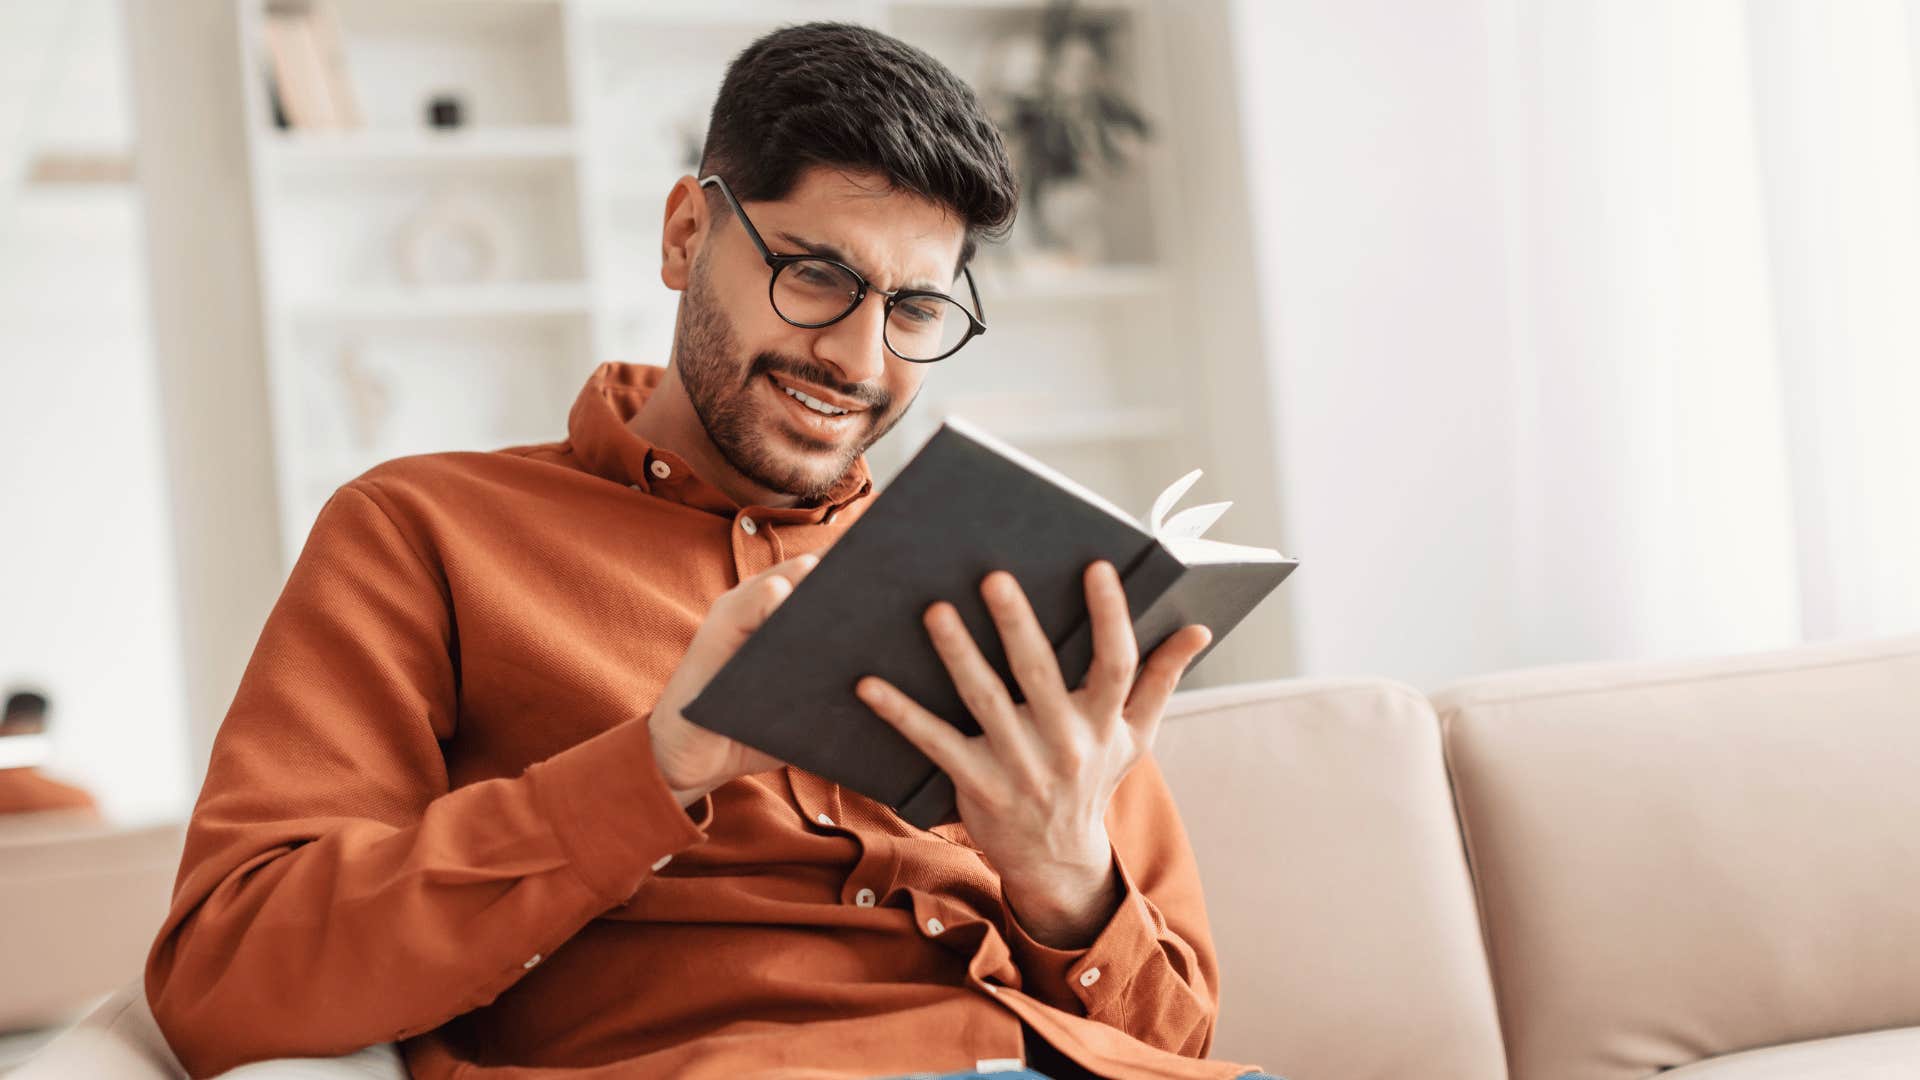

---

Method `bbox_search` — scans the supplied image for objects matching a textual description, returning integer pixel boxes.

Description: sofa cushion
[1157,679,1506,1080]
[1659,1027,1920,1078]
[1435,634,1920,1080]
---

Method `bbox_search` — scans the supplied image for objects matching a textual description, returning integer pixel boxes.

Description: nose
[809,290,890,388]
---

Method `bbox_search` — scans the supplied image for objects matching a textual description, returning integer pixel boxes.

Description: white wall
[0,0,191,821]
[1226,0,1919,688]
[1228,0,1520,688]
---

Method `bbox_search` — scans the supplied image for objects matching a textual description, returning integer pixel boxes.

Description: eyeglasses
[698,174,987,363]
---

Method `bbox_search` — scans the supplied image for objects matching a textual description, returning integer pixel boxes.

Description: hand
[649,553,820,807]
[854,560,1212,948]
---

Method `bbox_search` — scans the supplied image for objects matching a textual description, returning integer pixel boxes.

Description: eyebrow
[773,230,949,294]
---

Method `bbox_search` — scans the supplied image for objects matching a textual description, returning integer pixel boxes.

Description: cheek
[886,362,927,411]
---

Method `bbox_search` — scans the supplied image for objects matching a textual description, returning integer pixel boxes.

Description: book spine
[309,1,363,128]
[263,12,338,130]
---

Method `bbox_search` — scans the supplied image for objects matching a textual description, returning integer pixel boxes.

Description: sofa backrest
[1433,634,1920,1080]
[1157,678,1508,1080]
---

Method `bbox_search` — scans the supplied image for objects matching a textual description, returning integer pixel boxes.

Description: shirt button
[853,888,876,908]
[741,517,758,535]
[523,954,542,970]
[651,854,673,871]
[815,812,834,827]
[1078,967,1101,988]
[650,459,672,479]
[925,917,945,936]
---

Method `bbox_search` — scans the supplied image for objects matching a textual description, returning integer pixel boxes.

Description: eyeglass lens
[772,258,974,361]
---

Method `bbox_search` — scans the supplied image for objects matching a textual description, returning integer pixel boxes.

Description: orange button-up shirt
[146,363,1247,1079]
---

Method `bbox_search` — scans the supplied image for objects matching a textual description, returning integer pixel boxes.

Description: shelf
[285,282,594,324]
[266,127,580,172]
[887,0,1144,11]
[582,2,850,29]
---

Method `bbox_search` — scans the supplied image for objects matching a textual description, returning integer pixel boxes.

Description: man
[0,689,100,820]
[147,23,1272,1080]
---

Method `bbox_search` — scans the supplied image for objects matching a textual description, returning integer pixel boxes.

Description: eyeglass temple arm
[697,174,779,266]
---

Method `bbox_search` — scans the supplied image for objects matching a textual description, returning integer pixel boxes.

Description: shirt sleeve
[1002,753,1221,1058]
[145,481,710,1079]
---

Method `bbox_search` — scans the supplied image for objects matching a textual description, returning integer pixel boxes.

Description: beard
[672,251,914,503]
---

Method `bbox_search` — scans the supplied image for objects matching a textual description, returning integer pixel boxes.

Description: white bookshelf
[232,0,1225,571]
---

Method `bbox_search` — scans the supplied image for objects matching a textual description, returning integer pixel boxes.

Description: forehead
[739,165,968,291]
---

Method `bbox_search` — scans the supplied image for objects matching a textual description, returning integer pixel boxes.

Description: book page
[1146,468,1292,563]
[1147,468,1233,540]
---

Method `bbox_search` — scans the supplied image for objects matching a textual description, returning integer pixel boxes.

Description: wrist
[646,715,716,810]
[1001,844,1120,949]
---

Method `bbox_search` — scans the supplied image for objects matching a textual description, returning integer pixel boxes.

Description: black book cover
[680,418,1297,829]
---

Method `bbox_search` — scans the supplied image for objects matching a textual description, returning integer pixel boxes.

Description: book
[263,8,336,130]
[682,417,1297,830]
[263,2,361,131]
[307,1,364,128]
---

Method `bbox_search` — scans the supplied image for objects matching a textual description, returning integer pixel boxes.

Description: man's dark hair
[4,690,49,726]
[700,22,1018,269]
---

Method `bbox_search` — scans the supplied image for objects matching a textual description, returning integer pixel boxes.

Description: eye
[794,264,840,287]
[895,298,943,325]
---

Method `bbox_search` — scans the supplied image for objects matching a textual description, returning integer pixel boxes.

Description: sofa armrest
[11,980,408,1080]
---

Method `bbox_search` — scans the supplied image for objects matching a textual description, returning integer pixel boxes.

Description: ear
[660,175,710,292]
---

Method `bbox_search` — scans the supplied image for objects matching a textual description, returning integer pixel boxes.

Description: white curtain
[1231,0,1920,685]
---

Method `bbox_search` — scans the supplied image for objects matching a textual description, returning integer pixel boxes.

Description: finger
[1078,560,1140,719]
[854,676,994,794]
[978,570,1074,720]
[754,552,821,587]
[922,600,1037,761]
[1122,624,1213,743]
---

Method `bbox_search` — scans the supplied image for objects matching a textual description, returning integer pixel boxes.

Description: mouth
[764,372,868,436]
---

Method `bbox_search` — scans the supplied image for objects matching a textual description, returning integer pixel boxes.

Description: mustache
[749,353,888,411]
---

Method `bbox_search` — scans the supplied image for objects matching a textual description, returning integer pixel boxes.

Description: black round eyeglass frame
[697,174,987,363]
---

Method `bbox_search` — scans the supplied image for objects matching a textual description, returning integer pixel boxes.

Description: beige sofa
[12,633,1920,1079]
[0,817,184,1035]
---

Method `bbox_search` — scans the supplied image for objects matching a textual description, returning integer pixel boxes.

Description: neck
[626,363,803,510]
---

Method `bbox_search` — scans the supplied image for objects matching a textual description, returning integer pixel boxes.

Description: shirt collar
[566,362,875,523]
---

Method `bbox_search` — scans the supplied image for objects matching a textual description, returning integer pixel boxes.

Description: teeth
[781,384,850,416]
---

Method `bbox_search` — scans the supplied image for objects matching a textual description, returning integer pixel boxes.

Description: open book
[682,417,1297,829]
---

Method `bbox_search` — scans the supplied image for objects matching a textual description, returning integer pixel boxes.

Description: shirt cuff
[1004,851,1162,1016]
[525,713,711,903]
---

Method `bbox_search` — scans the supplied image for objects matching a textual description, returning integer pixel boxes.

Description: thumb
[700,553,818,654]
